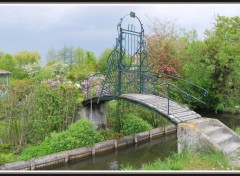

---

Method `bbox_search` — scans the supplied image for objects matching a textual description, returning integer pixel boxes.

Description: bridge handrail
[79,71,207,107]
[150,71,208,97]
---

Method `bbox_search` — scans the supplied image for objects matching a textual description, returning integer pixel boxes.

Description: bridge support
[177,117,240,160]
[77,102,107,129]
[177,118,217,153]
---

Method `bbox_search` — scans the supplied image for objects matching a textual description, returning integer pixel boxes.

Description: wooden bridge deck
[119,94,201,124]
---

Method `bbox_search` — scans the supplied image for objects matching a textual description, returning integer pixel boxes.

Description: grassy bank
[122,149,238,171]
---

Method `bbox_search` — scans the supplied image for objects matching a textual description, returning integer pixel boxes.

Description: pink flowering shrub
[80,74,110,98]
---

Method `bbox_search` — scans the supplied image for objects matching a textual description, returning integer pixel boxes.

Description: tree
[97,48,113,73]
[85,51,97,66]
[203,15,240,111]
[46,48,59,63]
[14,51,41,69]
[58,45,75,67]
[145,17,185,75]
[0,54,16,72]
[73,47,85,65]
[0,52,4,60]
[67,50,97,81]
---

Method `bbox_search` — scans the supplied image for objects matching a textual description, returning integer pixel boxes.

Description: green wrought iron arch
[98,12,152,103]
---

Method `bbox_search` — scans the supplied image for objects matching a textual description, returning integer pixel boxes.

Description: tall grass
[122,149,235,170]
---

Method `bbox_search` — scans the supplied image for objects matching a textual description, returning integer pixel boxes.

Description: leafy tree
[203,15,240,111]
[73,47,85,65]
[0,52,4,60]
[0,54,16,72]
[67,50,97,81]
[85,51,97,66]
[46,48,58,63]
[145,18,185,75]
[97,48,113,73]
[14,51,41,69]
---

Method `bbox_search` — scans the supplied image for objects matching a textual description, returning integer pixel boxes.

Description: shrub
[98,128,124,140]
[120,114,152,135]
[67,118,103,147]
[20,142,52,160]
[0,152,17,165]
[20,118,104,160]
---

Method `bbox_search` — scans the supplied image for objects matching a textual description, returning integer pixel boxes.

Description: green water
[49,112,239,170]
[48,134,177,170]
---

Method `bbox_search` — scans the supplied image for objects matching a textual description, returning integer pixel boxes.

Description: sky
[0,3,240,66]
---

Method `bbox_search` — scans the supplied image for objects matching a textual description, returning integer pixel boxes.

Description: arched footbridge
[78,13,240,163]
[80,12,208,125]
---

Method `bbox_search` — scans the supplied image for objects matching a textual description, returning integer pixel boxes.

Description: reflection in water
[49,112,239,170]
[49,134,177,170]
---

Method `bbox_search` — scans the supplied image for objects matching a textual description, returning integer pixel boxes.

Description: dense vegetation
[122,149,235,170]
[0,15,239,169]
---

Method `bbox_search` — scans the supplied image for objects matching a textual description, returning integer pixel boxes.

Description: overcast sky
[0,3,240,66]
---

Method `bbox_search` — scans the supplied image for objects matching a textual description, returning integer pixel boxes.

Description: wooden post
[30,159,35,170]
[65,152,69,163]
[149,130,152,139]
[134,134,138,143]
[92,146,95,156]
[114,139,118,149]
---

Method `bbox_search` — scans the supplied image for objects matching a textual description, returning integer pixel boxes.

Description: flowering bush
[80,74,110,98]
[40,75,62,88]
[52,60,69,75]
[24,63,41,78]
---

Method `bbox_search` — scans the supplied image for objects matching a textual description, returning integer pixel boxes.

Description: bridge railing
[79,71,208,115]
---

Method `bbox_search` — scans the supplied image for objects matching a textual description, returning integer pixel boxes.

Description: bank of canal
[48,133,177,170]
[50,112,240,170]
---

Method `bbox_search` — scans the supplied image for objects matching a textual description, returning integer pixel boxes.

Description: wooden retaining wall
[0,124,176,170]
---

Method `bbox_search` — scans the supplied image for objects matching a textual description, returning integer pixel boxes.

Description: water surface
[50,112,239,170]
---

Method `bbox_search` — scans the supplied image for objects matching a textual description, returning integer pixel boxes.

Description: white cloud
[0,5,88,32]
[0,3,240,66]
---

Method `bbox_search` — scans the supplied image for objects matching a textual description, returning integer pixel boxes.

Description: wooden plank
[172,118,182,123]
[170,109,189,114]
[171,111,197,118]
[120,94,201,124]
[178,114,200,121]
[168,106,186,111]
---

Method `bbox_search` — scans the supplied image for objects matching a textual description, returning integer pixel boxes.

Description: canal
[49,112,240,170]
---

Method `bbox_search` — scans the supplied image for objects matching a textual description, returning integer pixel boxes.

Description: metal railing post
[90,88,93,122]
[167,83,170,115]
[87,78,89,99]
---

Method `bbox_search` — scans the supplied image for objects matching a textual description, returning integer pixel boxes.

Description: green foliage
[11,68,28,80]
[31,67,53,83]
[203,16,240,111]
[0,52,4,59]
[97,48,113,73]
[66,119,103,147]
[119,113,152,136]
[19,119,103,160]
[0,77,81,148]
[46,46,97,82]
[0,143,11,152]
[234,126,240,135]
[177,16,240,112]
[0,54,16,72]
[73,47,85,65]
[122,149,231,170]
[67,64,95,82]
[107,101,170,129]
[98,128,124,140]
[14,51,40,68]
[19,142,52,160]
[0,151,17,165]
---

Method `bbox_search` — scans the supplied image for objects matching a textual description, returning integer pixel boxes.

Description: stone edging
[0,124,176,170]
